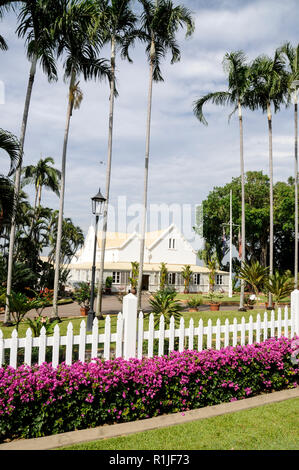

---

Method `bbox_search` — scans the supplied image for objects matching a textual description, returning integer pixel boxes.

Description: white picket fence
[1,291,299,369]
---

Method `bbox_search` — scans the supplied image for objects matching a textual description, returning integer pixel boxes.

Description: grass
[56,397,299,450]
[0,307,286,338]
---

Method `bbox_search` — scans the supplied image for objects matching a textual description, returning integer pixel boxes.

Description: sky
[0,0,298,251]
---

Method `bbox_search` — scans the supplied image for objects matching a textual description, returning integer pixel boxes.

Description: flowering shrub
[0,336,298,442]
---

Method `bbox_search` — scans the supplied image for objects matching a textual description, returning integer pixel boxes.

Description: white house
[67,224,229,293]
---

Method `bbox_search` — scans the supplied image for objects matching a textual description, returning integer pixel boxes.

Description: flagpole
[229,190,233,298]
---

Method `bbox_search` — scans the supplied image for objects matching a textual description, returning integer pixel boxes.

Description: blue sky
[0,0,298,249]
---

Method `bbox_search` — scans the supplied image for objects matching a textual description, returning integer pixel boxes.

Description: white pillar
[291,289,299,336]
[123,293,138,360]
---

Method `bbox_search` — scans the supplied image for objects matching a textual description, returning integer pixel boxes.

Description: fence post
[291,289,299,336]
[123,293,138,360]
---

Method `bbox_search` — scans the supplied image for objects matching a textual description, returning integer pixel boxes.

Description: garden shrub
[0,336,298,442]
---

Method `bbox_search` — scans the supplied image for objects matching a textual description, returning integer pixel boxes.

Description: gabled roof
[95,229,168,250]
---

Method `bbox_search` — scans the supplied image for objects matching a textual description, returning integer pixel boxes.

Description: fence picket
[0,330,3,367]
[241,317,245,345]
[158,315,165,356]
[65,322,73,366]
[215,318,221,350]
[207,319,212,349]
[10,329,18,369]
[169,316,175,353]
[263,312,268,341]
[233,318,237,346]
[270,310,275,338]
[104,316,111,361]
[198,319,203,351]
[137,312,143,360]
[224,318,229,347]
[277,308,282,338]
[78,320,86,362]
[256,314,261,344]
[24,328,33,366]
[52,324,60,368]
[284,306,289,338]
[148,313,154,358]
[248,315,253,345]
[91,317,99,361]
[179,317,185,352]
[189,318,194,350]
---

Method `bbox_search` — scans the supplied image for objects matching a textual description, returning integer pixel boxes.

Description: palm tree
[94,0,138,318]
[249,51,289,307]
[0,129,20,229]
[135,0,194,310]
[237,260,269,299]
[22,156,61,212]
[193,51,252,311]
[278,42,299,288]
[51,0,111,320]
[4,0,60,325]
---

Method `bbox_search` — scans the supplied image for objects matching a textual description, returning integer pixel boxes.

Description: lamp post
[87,188,106,332]
[292,79,299,289]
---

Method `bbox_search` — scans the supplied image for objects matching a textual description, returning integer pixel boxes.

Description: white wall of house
[149,226,196,265]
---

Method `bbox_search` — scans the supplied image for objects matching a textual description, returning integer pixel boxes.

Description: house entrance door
[142,274,149,291]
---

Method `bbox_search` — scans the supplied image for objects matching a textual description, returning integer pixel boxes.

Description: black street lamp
[87,188,106,332]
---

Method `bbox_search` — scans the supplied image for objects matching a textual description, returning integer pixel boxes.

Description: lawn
[0,307,286,338]
[56,397,299,450]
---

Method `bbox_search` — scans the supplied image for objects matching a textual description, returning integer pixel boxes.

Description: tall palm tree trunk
[52,74,75,319]
[96,36,116,319]
[238,100,246,309]
[294,98,298,288]
[4,55,37,325]
[137,40,155,311]
[267,101,274,307]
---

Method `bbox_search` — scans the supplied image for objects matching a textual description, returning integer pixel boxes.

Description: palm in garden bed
[51,0,112,320]
[193,51,253,310]
[248,51,289,306]
[147,288,183,327]
[134,0,194,310]
[4,0,60,325]
[93,0,140,317]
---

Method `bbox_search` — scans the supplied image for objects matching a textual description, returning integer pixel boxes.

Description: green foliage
[72,282,93,308]
[181,264,193,293]
[199,171,296,271]
[148,288,183,327]
[159,262,168,290]
[26,315,59,337]
[6,292,39,331]
[129,261,139,289]
[105,276,113,288]
[265,271,294,305]
[186,296,202,308]
[237,261,269,297]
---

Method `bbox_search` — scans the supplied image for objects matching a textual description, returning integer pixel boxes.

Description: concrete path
[0,387,298,450]
[0,294,244,322]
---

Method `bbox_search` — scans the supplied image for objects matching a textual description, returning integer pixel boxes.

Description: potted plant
[186,295,202,312]
[73,282,94,316]
[129,261,139,295]
[105,276,113,295]
[207,291,222,311]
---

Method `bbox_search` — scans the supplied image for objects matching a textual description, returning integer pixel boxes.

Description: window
[168,272,176,285]
[216,274,223,285]
[168,238,176,249]
[112,271,120,284]
[193,273,201,285]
